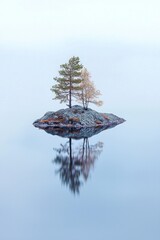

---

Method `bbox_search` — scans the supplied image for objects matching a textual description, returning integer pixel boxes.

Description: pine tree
[76,67,103,109]
[51,56,83,108]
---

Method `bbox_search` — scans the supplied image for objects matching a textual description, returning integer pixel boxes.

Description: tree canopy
[51,56,83,108]
[51,57,103,109]
[76,67,103,109]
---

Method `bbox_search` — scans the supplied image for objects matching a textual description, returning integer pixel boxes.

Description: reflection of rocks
[53,138,103,194]
[43,125,118,139]
[33,105,125,129]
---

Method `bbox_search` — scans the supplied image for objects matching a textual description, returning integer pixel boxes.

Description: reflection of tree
[53,138,103,194]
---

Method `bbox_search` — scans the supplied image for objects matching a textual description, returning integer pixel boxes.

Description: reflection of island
[43,125,119,139]
[53,138,103,194]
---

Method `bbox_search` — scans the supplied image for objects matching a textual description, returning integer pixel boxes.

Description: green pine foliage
[51,56,83,108]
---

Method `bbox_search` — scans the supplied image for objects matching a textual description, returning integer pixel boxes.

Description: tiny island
[33,56,125,138]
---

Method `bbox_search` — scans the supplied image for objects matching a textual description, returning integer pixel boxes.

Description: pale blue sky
[1,0,160,48]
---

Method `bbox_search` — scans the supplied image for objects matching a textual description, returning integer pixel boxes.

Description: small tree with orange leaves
[76,68,103,110]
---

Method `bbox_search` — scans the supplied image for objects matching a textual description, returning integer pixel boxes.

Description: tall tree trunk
[69,76,72,108]
[69,88,71,108]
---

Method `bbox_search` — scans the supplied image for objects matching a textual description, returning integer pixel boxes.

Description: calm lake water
[0,109,160,240]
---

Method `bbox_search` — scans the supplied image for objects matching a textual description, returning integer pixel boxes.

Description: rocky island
[33,105,125,139]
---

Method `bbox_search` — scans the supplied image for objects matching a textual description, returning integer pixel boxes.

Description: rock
[33,105,125,130]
